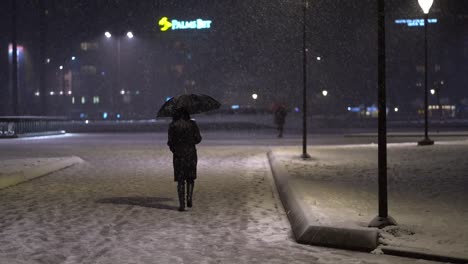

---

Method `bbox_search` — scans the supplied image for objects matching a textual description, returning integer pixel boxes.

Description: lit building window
[81,97,86,104]
[80,42,99,51]
[81,65,97,75]
[72,97,75,104]
[93,96,100,104]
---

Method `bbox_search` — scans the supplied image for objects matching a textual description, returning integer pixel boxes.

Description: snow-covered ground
[273,140,468,257]
[0,134,435,264]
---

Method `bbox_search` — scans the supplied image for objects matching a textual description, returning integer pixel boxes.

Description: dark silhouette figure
[167,108,202,211]
[274,105,287,138]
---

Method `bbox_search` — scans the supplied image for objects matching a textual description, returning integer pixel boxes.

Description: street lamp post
[369,0,397,229]
[417,0,435,146]
[105,31,133,116]
[301,0,311,159]
[436,82,442,121]
[39,0,47,115]
[11,0,18,115]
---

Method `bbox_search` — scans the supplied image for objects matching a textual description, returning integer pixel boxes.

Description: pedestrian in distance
[274,105,287,138]
[167,107,202,211]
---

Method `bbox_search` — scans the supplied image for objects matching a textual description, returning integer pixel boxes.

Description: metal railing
[0,116,67,138]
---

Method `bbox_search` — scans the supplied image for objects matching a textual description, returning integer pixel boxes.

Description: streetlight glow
[418,0,434,14]
[71,56,76,60]
[252,93,258,100]
[317,56,321,61]
[59,65,63,70]
[322,90,328,96]
[430,89,436,95]
[105,31,112,38]
[394,107,399,112]
[120,90,125,95]
[127,31,134,39]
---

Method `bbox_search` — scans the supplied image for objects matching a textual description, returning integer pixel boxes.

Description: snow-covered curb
[381,246,468,264]
[344,131,468,137]
[0,156,83,190]
[267,151,378,251]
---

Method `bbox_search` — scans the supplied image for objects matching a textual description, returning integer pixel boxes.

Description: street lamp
[417,0,435,146]
[321,90,328,97]
[301,0,311,159]
[369,0,397,229]
[105,31,134,114]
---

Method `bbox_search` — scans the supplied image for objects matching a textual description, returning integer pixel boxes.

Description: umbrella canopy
[157,94,221,117]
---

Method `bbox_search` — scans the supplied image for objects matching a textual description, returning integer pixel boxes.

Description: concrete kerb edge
[0,156,84,190]
[381,246,468,264]
[267,150,378,252]
[344,133,468,138]
[16,131,66,138]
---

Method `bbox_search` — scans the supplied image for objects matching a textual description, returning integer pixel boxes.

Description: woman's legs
[177,180,185,211]
[186,179,194,208]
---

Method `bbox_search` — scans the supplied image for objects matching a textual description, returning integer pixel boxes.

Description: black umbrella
[157,94,221,117]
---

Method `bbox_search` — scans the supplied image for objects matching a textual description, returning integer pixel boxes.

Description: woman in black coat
[167,108,202,211]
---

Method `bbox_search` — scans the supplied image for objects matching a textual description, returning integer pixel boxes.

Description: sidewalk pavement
[0,157,83,190]
[1,143,431,264]
[268,142,468,263]
[1,135,466,263]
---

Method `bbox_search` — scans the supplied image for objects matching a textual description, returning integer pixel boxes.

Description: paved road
[0,133,439,264]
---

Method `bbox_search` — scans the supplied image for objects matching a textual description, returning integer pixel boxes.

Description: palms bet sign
[158,17,212,31]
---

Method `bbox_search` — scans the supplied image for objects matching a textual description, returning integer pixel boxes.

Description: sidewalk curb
[381,246,468,264]
[0,156,83,190]
[344,133,468,138]
[267,151,378,252]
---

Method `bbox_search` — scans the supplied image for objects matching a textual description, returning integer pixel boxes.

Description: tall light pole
[11,0,18,115]
[301,0,311,159]
[417,0,435,146]
[369,0,397,229]
[105,31,134,116]
[39,0,48,115]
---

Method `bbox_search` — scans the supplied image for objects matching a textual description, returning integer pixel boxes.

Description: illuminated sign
[158,17,212,31]
[395,18,438,27]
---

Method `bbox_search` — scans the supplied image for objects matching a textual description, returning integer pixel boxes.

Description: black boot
[177,182,185,211]
[186,181,194,208]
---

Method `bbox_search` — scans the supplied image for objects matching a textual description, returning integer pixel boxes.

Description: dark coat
[167,119,202,182]
[274,107,287,125]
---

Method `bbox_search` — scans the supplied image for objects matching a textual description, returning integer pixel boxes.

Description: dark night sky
[1,0,468,115]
